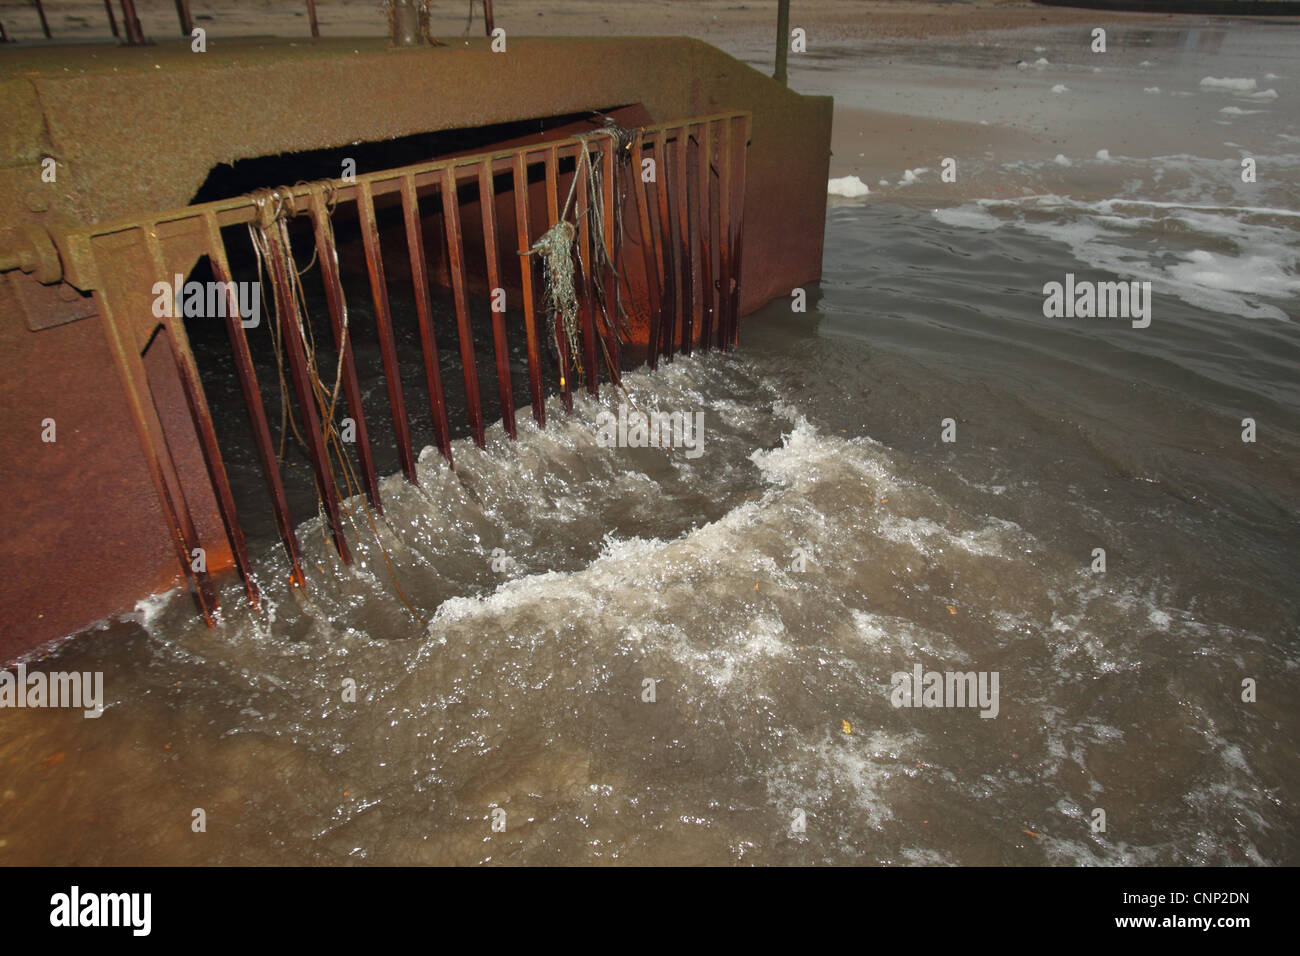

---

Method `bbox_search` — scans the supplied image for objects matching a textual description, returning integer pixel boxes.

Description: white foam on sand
[1199,76,1258,92]
[828,175,870,198]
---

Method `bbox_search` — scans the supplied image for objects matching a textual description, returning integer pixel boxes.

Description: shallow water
[2,23,1297,866]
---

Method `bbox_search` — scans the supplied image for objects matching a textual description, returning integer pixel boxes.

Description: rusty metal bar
[357,180,419,484]
[119,0,144,44]
[89,239,219,623]
[144,231,261,609]
[544,145,573,412]
[174,0,193,35]
[512,151,546,427]
[599,136,621,384]
[34,0,51,39]
[142,380,222,619]
[696,121,715,352]
[717,123,728,353]
[630,135,664,370]
[655,130,680,362]
[305,0,319,37]
[573,144,599,396]
[398,174,454,464]
[308,191,384,508]
[441,165,487,447]
[478,161,517,439]
[484,0,495,36]
[204,212,305,587]
[103,0,119,37]
[718,118,734,350]
[263,223,352,565]
[675,128,695,356]
[730,115,749,347]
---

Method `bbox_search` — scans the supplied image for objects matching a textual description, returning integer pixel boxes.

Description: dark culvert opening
[188,107,641,205]
[181,106,649,561]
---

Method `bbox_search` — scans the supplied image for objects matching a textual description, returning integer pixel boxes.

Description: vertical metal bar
[630,135,664,370]
[484,0,495,36]
[513,151,546,427]
[685,124,703,354]
[174,0,192,35]
[90,242,219,623]
[442,164,487,447]
[691,123,712,353]
[305,0,319,37]
[544,145,573,412]
[34,0,51,38]
[478,160,517,439]
[144,231,261,609]
[717,117,734,350]
[119,0,145,44]
[775,0,791,86]
[309,190,385,507]
[357,179,419,484]
[398,174,454,464]
[574,144,599,396]
[674,126,695,356]
[599,135,621,384]
[653,130,678,363]
[204,213,305,587]
[696,120,715,352]
[264,222,352,565]
[104,0,120,38]
[730,115,749,346]
[709,122,725,350]
[141,383,221,620]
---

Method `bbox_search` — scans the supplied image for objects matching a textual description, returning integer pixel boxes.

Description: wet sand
[0,0,1167,45]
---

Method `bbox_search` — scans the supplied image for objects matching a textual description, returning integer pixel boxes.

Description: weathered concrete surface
[1,36,831,311]
[0,36,831,660]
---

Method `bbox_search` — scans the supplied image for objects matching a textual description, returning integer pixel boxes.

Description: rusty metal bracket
[7,272,97,331]
[0,225,63,285]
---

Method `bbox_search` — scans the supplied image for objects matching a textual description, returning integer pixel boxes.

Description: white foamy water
[934,190,1299,320]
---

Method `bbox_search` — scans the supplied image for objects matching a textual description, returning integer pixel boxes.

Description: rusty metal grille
[56,111,751,623]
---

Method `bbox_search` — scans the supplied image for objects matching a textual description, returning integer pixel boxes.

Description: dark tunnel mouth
[187,105,641,206]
